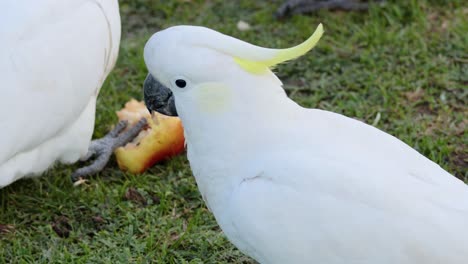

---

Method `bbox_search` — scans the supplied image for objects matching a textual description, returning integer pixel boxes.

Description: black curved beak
[143,73,178,116]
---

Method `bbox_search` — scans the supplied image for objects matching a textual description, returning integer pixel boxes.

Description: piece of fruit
[114,99,185,173]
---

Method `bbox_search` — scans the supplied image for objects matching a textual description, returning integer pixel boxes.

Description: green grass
[1,0,466,262]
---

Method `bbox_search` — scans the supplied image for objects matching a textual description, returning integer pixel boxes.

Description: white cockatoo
[142,24,468,263]
[0,0,122,187]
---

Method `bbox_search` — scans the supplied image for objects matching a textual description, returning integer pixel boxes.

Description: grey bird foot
[71,118,148,183]
[276,0,384,18]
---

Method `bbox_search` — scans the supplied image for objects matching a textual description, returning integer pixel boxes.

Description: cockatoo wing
[226,152,468,264]
[0,0,120,184]
[223,110,468,264]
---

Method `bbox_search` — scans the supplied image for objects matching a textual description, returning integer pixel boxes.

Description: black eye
[175,79,186,88]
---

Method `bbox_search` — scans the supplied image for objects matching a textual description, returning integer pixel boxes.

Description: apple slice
[114,99,185,173]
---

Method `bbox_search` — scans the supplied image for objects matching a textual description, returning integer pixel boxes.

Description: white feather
[0,0,120,187]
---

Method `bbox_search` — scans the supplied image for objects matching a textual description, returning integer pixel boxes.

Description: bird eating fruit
[142,24,468,263]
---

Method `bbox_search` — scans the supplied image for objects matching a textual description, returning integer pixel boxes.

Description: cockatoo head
[143,24,323,121]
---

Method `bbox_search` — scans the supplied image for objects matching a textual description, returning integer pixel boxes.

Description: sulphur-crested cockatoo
[0,0,127,187]
[142,24,468,263]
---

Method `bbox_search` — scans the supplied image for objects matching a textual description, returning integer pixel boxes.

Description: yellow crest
[234,23,324,74]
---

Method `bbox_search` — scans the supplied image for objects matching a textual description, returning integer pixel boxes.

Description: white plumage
[0,0,120,187]
[144,25,468,263]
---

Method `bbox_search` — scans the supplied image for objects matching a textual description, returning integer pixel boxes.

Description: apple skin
[114,99,185,174]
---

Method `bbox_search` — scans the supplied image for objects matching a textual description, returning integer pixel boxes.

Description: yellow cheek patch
[234,23,324,74]
[194,83,232,114]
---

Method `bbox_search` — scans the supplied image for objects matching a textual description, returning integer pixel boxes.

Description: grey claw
[108,120,128,138]
[71,118,148,183]
[79,120,130,162]
[71,150,112,182]
[113,118,147,146]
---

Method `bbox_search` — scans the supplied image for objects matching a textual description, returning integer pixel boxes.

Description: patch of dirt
[124,187,147,206]
[404,88,424,102]
[451,149,468,170]
[52,216,72,238]
[424,116,466,137]
[450,147,468,181]
[416,102,437,116]
[92,215,106,225]
[426,11,450,33]
[453,119,467,136]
